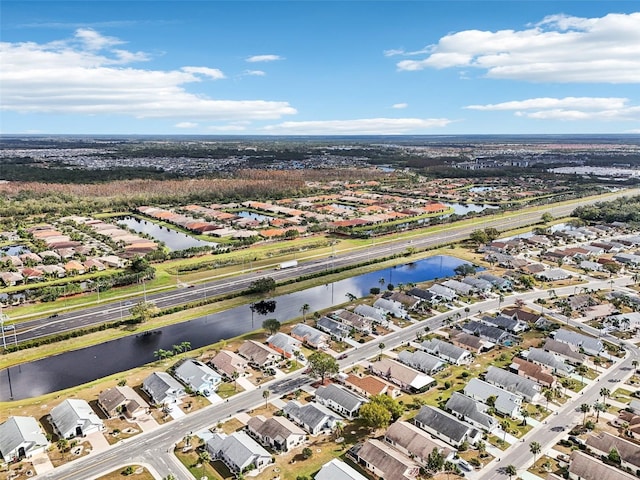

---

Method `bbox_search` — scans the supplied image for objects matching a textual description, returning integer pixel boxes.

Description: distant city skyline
[1,1,639,135]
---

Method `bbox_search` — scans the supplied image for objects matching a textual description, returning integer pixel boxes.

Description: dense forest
[573,196,640,223]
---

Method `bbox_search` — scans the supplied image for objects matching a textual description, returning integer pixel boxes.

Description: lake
[117,217,218,251]
[0,255,473,400]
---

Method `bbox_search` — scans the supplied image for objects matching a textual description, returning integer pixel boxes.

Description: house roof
[511,358,556,386]
[406,287,436,302]
[266,332,301,354]
[210,350,247,377]
[586,432,640,468]
[569,451,636,480]
[397,350,444,374]
[526,348,573,375]
[373,298,406,317]
[50,399,103,436]
[174,359,221,392]
[315,458,369,480]
[481,314,522,332]
[554,329,603,353]
[317,316,351,337]
[247,415,305,441]
[370,357,435,390]
[354,305,386,322]
[445,392,497,430]
[238,340,281,364]
[98,386,148,415]
[384,421,451,460]
[315,384,366,412]
[464,378,522,415]
[421,338,469,362]
[485,366,540,400]
[356,439,419,480]
[442,279,474,295]
[290,324,328,346]
[451,332,485,351]
[462,321,509,343]
[345,374,395,397]
[543,339,586,363]
[282,400,341,432]
[0,416,48,459]
[414,405,476,444]
[143,371,184,403]
[206,431,271,471]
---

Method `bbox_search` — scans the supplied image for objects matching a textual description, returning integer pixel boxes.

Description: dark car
[49,313,59,318]
[338,353,348,360]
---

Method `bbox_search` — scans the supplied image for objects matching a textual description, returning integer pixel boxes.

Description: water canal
[0,255,473,400]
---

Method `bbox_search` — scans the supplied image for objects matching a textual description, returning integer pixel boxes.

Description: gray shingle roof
[354,304,386,323]
[316,316,350,337]
[356,439,418,480]
[464,378,522,416]
[174,359,221,394]
[485,366,540,401]
[384,421,451,461]
[421,338,470,363]
[462,321,509,343]
[445,392,497,431]
[397,350,444,374]
[526,348,573,375]
[414,405,475,444]
[543,339,585,363]
[553,329,603,354]
[50,399,103,438]
[142,371,185,404]
[290,324,328,346]
[206,431,271,472]
[0,416,48,460]
[282,400,340,433]
[315,458,369,480]
[315,384,366,412]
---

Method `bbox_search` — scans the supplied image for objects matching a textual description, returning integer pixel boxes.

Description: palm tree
[593,402,606,422]
[172,344,183,355]
[600,387,611,402]
[580,403,591,425]
[505,464,517,480]
[576,364,589,385]
[263,389,271,408]
[378,342,385,360]
[300,303,310,323]
[198,450,211,479]
[232,371,239,392]
[181,341,191,352]
[529,441,541,465]
[543,388,554,408]
[500,420,510,442]
[477,440,487,458]
[520,409,529,426]
[333,421,344,440]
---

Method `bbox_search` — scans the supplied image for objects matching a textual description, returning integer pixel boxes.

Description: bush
[122,466,135,476]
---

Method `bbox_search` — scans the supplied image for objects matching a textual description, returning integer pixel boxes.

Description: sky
[1,1,639,135]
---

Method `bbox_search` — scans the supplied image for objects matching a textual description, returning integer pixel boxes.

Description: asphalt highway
[37,275,636,480]
[9,188,639,344]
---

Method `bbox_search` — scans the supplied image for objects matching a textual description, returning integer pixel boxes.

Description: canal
[0,255,473,400]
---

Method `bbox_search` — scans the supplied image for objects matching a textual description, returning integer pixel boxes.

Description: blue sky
[1,1,639,135]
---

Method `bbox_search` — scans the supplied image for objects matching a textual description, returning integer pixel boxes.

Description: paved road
[36,275,635,480]
[9,188,639,344]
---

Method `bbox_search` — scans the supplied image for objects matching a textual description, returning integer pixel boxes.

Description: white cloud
[384,46,431,57]
[207,124,248,132]
[0,31,297,121]
[246,54,283,63]
[175,122,198,128]
[395,12,640,83]
[243,70,266,76]
[262,117,451,135]
[625,129,640,133]
[466,96,640,121]
[181,66,225,80]
[392,103,408,109]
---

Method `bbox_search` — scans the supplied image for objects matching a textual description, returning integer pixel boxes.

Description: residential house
[49,399,104,439]
[209,350,248,379]
[206,431,272,475]
[613,253,640,265]
[462,277,493,294]
[421,338,473,365]
[462,320,511,345]
[553,329,603,356]
[315,458,369,480]
[385,291,420,310]
[585,432,640,472]
[332,309,372,334]
[451,332,491,353]
[397,349,445,375]
[445,392,498,432]
[413,405,482,448]
[478,273,512,290]
[315,384,367,418]
[238,340,282,367]
[174,359,222,396]
[97,386,149,419]
[290,324,330,350]
[373,298,407,318]
[354,304,388,325]
[266,332,301,359]
[281,400,342,435]
[246,415,306,452]
[406,287,437,304]
[525,348,573,377]
[481,314,527,334]
[142,371,186,405]
[543,339,586,365]
[568,451,635,480]
[485,366,541,402]
[316,316,351,340]
[464,378,522,418]
[0,272,23,286]
[369,358,436,393]
[352,439,420,480]
[344,374,401,398]
[0,416,49,462]
[427,284,457,302]
[502,307,544,325]
[384,421,453,466]
[510,358,556,388]
[536,268,571,282]
[442,279,474,296]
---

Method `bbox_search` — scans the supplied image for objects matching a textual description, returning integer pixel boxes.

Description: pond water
[442,202,500,216]
[330,203,356,211]
[0,255,474,400]
[0,246,31,256]
[468,186,495,193]
[236,211,271,222]
[117,217,218,252]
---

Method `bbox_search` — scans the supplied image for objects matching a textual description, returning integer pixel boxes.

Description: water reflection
[117,217,218,251]
[0,255,473,400]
